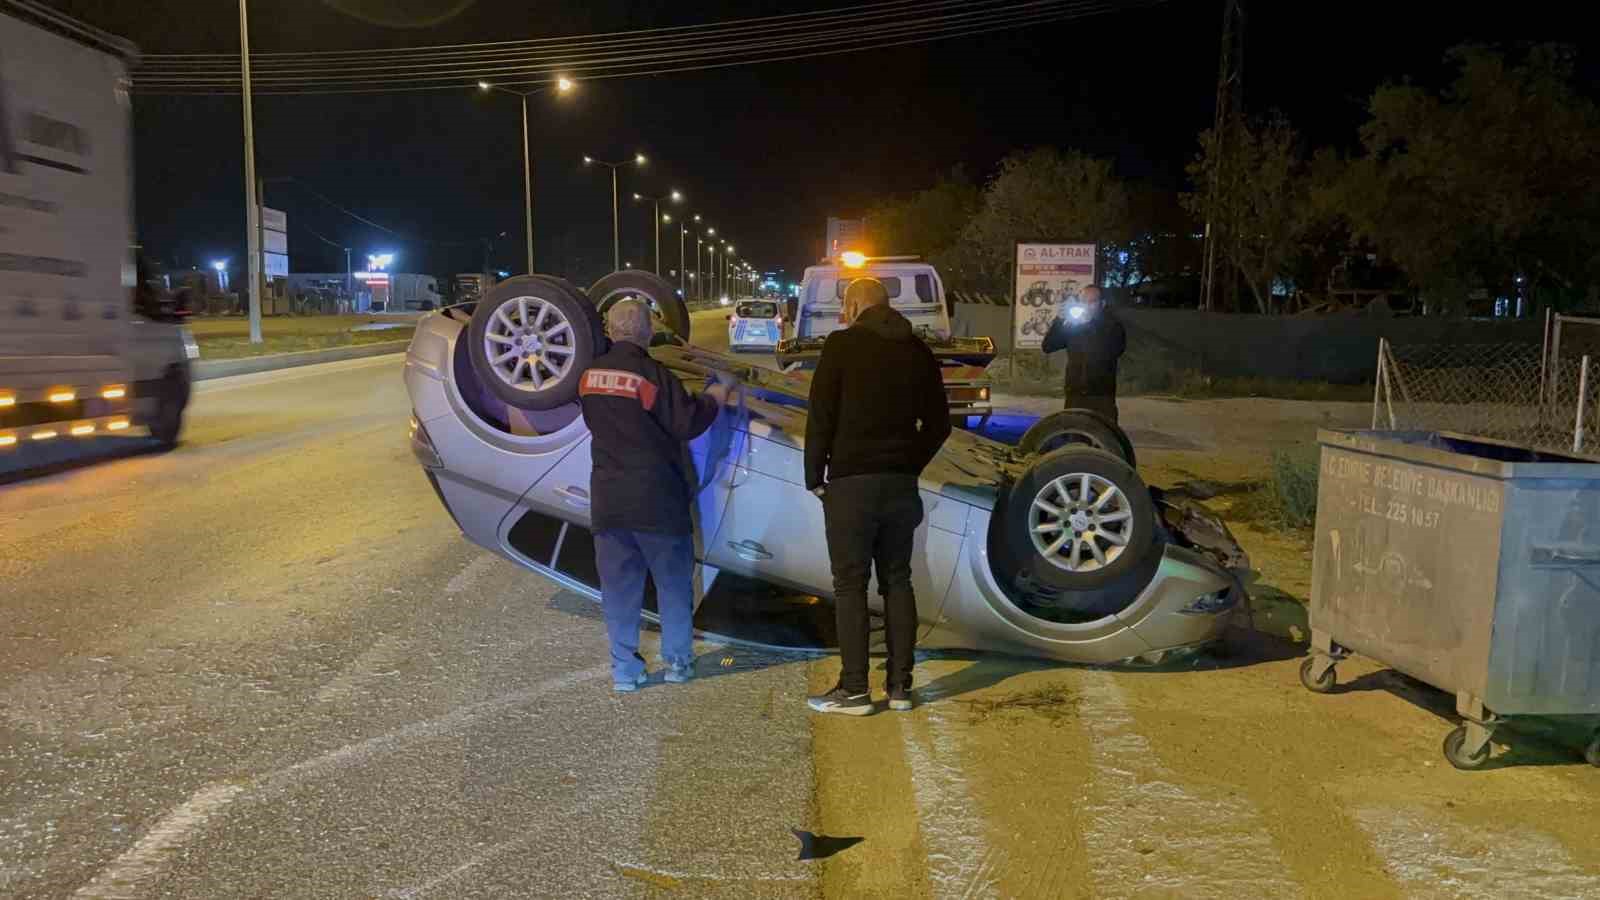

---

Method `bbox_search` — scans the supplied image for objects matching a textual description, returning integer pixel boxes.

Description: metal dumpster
[1302,428,1600,769]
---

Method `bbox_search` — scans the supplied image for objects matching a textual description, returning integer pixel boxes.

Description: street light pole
[678,221,686,295]
[478,77,575,275]
[582,152,647,273]
[521,94,533,273]
[238,0,262,344]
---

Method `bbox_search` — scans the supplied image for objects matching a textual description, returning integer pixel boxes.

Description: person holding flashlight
[1042,284,1126,422]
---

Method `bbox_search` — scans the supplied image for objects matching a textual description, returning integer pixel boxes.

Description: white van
[777,256,995,426]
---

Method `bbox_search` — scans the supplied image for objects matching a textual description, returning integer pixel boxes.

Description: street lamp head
[477,80,491,91]
[693,214,702,222]
[662,213,672,223]
[670,189,683,202]
[707,227,716,236]
[632,192,642,201]
[211,259,227,271]
[582,155,593,165]
[634,153,647,165]
[556,76,575,93]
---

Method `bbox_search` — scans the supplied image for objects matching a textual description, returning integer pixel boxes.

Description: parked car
[404,272,1248,664]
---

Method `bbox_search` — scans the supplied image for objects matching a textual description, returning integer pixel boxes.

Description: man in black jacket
[804,277,952,715]
[579,299,734,692]
[1041,285,1126,422]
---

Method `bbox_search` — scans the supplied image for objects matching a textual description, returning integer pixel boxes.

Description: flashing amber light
[48,390,76,403]
[839,251,867,269]
[102,386,126,400]
[32,429,57,441]
[71,424,95,436]
[107,419,130,432]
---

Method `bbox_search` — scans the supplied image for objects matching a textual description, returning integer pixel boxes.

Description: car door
[706,422,963,636]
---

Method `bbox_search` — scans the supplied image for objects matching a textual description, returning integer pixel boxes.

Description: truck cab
[778,255,995,426]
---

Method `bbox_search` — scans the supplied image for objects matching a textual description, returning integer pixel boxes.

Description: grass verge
[189,315,416,360]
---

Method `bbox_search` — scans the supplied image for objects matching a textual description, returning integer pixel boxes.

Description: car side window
[914,273,936,304]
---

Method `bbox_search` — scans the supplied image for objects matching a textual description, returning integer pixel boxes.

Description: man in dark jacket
[1041,285,1126,422]
[579,299,734,692]
[804,277,952,716]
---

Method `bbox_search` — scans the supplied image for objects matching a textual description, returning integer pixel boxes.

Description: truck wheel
[468,276,598,411]
[589,270,691,340]
[149,363,190,450]
[1018,410,1136,468]
[1000,447,1156,592]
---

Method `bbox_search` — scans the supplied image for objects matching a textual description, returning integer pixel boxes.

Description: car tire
[148,362,190,450]
[468,275,599,411]
[588,270,691,340]
[525,274,608,356]
[1001,447,1157,592]
[1018,409,1136,468]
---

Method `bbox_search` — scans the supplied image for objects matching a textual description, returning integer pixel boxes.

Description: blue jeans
[594,529,696,685]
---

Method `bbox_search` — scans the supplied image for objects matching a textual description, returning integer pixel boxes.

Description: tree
[960,148,1134,296]
[866,169,983,291]
[1333,45,1600,312]
[1182,115,1311,314]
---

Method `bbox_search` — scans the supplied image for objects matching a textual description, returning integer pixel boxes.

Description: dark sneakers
[887,685,914,712]
[806,685,874,716]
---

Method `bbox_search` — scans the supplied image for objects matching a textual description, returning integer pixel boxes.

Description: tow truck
[775,253,995,427]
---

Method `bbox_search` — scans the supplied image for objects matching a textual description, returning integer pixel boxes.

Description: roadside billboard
[1012,242,1096,350]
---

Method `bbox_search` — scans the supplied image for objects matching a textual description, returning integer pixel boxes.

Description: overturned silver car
[404,272,1248,663]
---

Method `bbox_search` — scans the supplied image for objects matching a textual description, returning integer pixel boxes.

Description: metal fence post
[1576,355,1591,454]
[1372,337,1387,430]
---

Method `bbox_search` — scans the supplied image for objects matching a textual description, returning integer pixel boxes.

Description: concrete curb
[193,340,411,381]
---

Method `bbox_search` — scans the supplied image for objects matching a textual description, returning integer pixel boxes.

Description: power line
[137,0,1084,84]
[139,0,984,61]
[134,0,1165,95]
[136,3,1088,90]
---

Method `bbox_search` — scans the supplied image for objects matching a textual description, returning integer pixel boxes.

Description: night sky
[40,0,1600,287]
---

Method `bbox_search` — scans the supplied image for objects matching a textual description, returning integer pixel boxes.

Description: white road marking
[898,701,1005,899]
[264,664,608,790]
[1076,671,1300,899]
[72,784,244,900]
[1356,806,1600,899]
[312,633,408,703]
[444,552,501,595]
[69,664,607,898]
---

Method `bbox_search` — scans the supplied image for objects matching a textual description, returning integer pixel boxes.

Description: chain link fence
[1376,335,1600,459]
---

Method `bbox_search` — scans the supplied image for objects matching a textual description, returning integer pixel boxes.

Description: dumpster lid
[1317,429,1600,480]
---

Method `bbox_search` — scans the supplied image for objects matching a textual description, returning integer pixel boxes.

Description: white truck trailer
[1,2,195,464]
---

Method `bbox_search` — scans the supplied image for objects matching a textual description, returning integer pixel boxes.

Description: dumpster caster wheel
[1299,657,1336,694]
[1585,729,1600,768]
[1444,726,1491,770]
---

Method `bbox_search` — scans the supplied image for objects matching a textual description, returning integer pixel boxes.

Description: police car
[726,299,783,353]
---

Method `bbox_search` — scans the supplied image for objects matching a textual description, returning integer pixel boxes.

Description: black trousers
[1065,392,1119,423]
[822,473,924,695]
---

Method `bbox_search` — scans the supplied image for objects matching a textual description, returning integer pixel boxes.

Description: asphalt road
[10,333,1600,899]
[0,356,817,898]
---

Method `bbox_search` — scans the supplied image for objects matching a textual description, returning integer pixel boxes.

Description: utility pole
[238,0,262,343]
[1199,0,1245,313]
